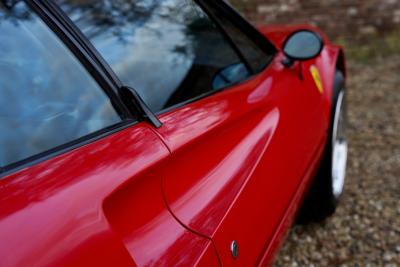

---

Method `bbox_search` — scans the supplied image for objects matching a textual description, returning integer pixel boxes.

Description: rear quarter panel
[256,24,346,266]
[259,24,346,121]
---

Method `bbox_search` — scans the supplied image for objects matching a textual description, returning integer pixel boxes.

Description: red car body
[0,18,345,267]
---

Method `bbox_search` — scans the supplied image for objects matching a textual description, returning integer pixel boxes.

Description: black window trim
[42,0,124,92]
[197,0,276,74]
[41,0,161,128]
[29,0,131,119]
[211,0,277,56]
[0,120,137,177]
[195,0,254,75]
[154,69,266,116]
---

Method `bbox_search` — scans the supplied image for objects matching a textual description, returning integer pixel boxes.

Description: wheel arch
[314,44,347,123]
[335,48,347,78]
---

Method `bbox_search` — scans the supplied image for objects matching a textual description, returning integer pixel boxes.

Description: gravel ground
[274,57,400,266]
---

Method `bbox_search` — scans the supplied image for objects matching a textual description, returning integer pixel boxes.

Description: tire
[297,70,348,224]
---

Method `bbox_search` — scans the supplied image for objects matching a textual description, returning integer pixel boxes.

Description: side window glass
[0,1,122,168]
[55,0,252,113]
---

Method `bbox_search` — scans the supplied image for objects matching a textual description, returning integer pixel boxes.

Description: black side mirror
[283,30,323,62]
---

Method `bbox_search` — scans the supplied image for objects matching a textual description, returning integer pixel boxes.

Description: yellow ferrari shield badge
[310,65,324,94]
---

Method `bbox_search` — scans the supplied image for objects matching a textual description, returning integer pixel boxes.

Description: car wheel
[297,70,348,223]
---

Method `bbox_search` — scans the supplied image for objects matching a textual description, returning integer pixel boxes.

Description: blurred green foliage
[336,32,400,63]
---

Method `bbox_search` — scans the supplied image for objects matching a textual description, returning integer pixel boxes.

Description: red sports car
[0,0,347,266]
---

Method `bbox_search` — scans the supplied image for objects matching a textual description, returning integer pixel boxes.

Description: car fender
[313,44,346,123]
[258,24,346,123]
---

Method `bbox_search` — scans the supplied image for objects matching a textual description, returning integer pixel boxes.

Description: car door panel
[160,97,279,236]
[0,124,219,267]
[158,55,328,265]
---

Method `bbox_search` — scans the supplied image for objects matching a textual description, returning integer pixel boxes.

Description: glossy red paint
[0,25,345,267]
[158,48,331,266]
[0,125,219,267]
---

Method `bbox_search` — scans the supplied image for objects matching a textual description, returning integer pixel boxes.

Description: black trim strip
[42,0,124,89]
[26,0,132,119]
[0,120,139,178]
[121,86,163,128]
[195,0,254,74]
[40,0,161,126]
[212,0,277,55]
[155,68,262,116]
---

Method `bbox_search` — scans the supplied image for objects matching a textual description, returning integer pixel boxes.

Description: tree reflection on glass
[56,0,249,112]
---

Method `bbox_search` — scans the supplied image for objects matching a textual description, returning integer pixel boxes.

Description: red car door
[0,2,219,266]
[154,3,329,266]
